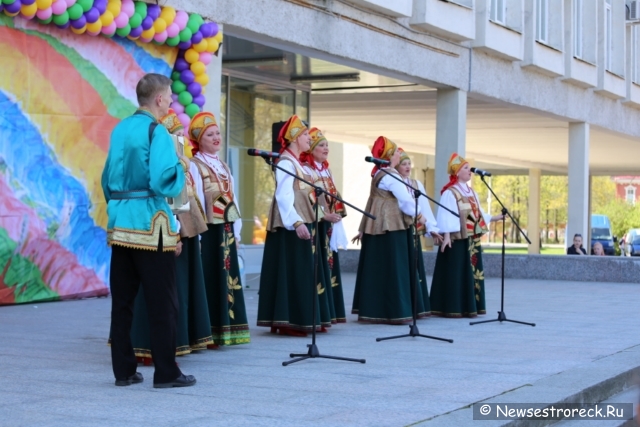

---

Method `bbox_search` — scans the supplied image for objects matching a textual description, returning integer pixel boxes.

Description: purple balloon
[177,41,191,50]
[191,31,203,44]
[187,82,202,97]
[177,50,185,59]
[174,58,189,72]
[147,4,160,19]
[85,8,100,24]
[180,70,195,85]
[70,16,87,29]
[0,4,4,13]
[171,93,179,103]
[199,23,211,38]
[56,22,71,30]
[5,2,21,14]
[209,22,219,37]
[129,25,143,38]
[94,0,107,14]
[141,16,153,30]
[22,0,36,5]
[193,95,206,108]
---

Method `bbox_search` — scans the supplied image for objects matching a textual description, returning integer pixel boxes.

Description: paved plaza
[1,273,639,427]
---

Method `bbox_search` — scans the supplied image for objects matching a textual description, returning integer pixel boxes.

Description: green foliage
[596,199,640,239]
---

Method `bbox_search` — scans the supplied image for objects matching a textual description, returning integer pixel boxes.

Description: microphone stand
[373,167,455,344]
[470,175,535,327]
[258,154,370,366]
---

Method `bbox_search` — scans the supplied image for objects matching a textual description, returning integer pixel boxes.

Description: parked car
[591,214,616,256]
[623,229,640,257]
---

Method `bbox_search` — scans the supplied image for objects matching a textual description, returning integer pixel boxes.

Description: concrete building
[168,0,640,265]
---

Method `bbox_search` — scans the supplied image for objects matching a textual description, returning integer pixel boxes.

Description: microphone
[247,148,280,159]
[364,156,390,166]
[470,167,492,177]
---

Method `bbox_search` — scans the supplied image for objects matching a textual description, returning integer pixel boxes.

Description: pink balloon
[166,22,179,38]
[174,10,188,30]
[140,36,153,43]
[51,0,67,15]
[199,52,212,65]
[171,102,185,115]
[114,13,129,29]
[121,0,135,18]
[178,113,190,128]
[66,0,76,6]
[102,22,116,34]
[36,7,52,20]
[153,30,168,43]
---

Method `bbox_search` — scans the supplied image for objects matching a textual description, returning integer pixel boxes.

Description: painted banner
[0,15,177,304]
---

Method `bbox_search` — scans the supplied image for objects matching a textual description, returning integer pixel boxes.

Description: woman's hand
[295,223,311,240]
[430,231,443,245]
[351,232,363,245]
[323,213,342,224]
[440,233,452,252]
[418,215,427,226]
[175,241,183,257]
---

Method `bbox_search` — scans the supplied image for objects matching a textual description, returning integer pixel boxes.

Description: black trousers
[110,243,181,384]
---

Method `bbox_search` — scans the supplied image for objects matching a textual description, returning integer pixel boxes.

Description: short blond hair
[136,73,172,107]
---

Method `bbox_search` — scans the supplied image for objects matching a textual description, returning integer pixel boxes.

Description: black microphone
[247,148,280,159]
[470,167,492,177]
[364,156,390,166]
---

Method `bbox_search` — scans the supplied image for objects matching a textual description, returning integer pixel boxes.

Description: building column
[435,89,467,199]
[528,168,541,254]
[567,122,590,249]
[203,23,224,159]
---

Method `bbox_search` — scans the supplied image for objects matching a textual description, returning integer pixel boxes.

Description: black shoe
[115,372,144,387]
[153,374,196,389]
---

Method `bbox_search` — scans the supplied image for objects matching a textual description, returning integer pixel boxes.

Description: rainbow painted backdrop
[0,14,180,304]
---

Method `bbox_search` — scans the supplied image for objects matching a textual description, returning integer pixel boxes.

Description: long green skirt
[429,237,486,318]
[200,223,251,345]
[321,222,347,323]
[257,225,334,332]
[130,236,213,358]
[352,228,430,324]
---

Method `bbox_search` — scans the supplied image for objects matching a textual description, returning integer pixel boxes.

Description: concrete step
[552,388,638,427]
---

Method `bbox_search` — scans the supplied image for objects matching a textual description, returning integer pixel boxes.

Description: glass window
[491,0,506,25]
[626,187,636,205]
[536,0,548,43]
[295,90,309,123]
[573,0,583,59]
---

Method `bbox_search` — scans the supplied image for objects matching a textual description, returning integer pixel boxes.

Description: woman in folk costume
[429,153,503,318]
[129,109,214,364]
[257,115,334,336]
[299,127,348,324]
[188,112,250,346]
[394,148,442,315]
[351,137,430,324]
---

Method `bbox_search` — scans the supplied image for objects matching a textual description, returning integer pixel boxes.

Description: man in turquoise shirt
[102,73,195,388]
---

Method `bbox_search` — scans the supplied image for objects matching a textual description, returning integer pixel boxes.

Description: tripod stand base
[469,311,535,327]
[282,344,366,366]
[376,324,454,343]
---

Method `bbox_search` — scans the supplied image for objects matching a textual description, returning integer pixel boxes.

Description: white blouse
[403,178,439,234]
[436,183,492,233]
[374,168,422,217]
[273,155,317,231]
[189,153,242,241]
[315,162,349,251]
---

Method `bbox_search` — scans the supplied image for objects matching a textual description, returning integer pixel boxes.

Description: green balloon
[68,4,84,21]
[185,103,200,118]
[187,20,200,34]
[52,11,70,26]
[77,0,92,13]
[178,28,192,42]
[178,91,193,107]
[171,80,186,94]
[129,13,142,29]
[171,71,181,81]
[38,16,53,25]
[134,1,147,19]
[166,35,180,47]
[116,24,131,37]
[2,0,17,5]
[190,14,204,27]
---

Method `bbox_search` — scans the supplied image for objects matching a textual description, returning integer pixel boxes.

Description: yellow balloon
[214,31,223,43]
[36,0,53,9]
[184,48,200,64]
[194,73,209,86]
[71,25,87,34]
[21,3,38,15]
[106,1,121,17]
[190,61,206,76]
[193,39,208,53]
[160,6,176,24]
[100,10,114,27]
[127,34,140,41]
[141,27,156,39]
[205,39,220,53]
[86,20,103,33]
[153,17,167,33]
[5,10,19,17]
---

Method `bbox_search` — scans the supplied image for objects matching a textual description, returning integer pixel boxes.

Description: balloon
[141,15,153,30]
[140,36,152,43]
[160,6,175,23]
[153,30,167,43]
[171,93,179,102]
[146,3,159,19]
[106,1,119,17]
[85,7,100,23]
[71,24,86,34]
[213,31,223,43]
[187,20,200,35]
[153,17,166,33]
[166,35,180,47]
[171,80,187,94]
[177,41,191,50]
[193,39,208,53]
[178,27,192,42]
[38,16,54,23]
[174,10,188,29]
[21,4,38,17]
[133,0,146,18]
[36,7,52,19]
[115,23,130,37]
[36,0,52,8]
[189,13,203,28]
[190,61,205,76]
[114,12,128,28]
[66,0,75,6]
[174,58,189,72]
[100,10,114,26]
[180,69,195,85]
[185,103,200,117]
[166,22,179,38]
[129,24,142,37]
[141,27,155,39]
[206,39,220,53]
[52,10,70,25]
[23,0,37,5]
[56,21,70,29]
[178,91,193,107]
[70,15,86,28]
[171,71,181,81]
[121,0,133,18]
[77,0,92,12]
[86,19,102,33]
[192,95,205,108]
[67,3,82,19]
[170,102,184,115]
[209,22,219,38]
[199,23,211,38]
[177,113,190,128]
[2,0,18,6]
[94,0,106,14]
[194,73,209,86]
[4,2,21,14]
[198,52,212,66]
[128,12,141,28]
[184,48,199,64]
[51,0,67,15]
[187,82,202,97]
[191,30,203,45]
